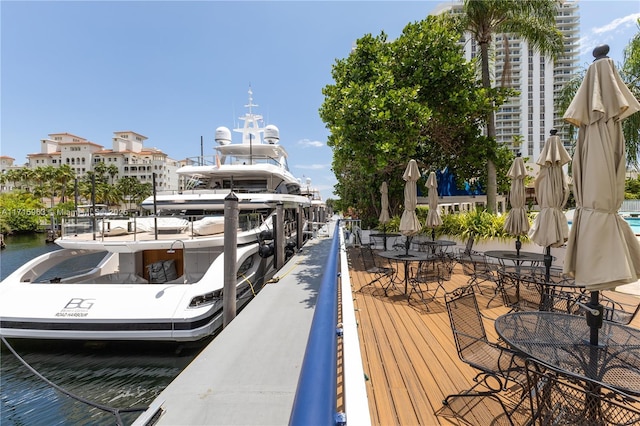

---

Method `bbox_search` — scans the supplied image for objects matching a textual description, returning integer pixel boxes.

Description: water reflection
[0,233,60,280]
[1,338,210,425]
[1,234,211,425]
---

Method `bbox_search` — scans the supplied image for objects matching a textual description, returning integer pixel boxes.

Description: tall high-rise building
[433,1,580,161]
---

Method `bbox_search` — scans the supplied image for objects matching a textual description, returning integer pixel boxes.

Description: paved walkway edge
[133,224,335,426]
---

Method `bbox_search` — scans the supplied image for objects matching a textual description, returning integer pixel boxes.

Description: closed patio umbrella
[379,181,391,250]
[503,154,529,256]
[425,172,442,241]
[528,129,571,282]
[379,181,390,225]
[399,159,422,256]
[563,45,640,345]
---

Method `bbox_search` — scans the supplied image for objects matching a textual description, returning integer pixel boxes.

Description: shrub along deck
[345,246,640,426]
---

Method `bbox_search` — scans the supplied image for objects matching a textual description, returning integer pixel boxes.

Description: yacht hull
[0,243,275,342]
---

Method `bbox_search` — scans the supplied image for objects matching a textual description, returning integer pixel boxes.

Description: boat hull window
[222,179,267,192]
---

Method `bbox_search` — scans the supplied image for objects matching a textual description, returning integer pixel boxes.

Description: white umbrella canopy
[399,160,422,250]
[379,181,390,225]
[528,130,571,249]
[503,155,530,253]
[563,47,640,292]
[425,172,442,240]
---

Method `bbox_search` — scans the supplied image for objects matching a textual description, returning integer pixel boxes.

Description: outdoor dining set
[357,46,640,425]
[358,231,640,425]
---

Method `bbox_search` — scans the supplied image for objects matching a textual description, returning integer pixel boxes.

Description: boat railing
[184,154,283,168]
[289,220,370,426]
[153,188,278,196]
[59,213,265,241]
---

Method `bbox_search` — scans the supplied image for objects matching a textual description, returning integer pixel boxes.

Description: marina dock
[134,225,336,426]
[135,222,640,426]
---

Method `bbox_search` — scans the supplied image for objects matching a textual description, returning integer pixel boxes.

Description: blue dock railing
[289,221,341,425]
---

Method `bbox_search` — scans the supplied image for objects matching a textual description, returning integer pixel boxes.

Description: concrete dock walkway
[133,225,335,425]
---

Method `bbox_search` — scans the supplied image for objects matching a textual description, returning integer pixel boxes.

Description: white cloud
[580,12,640,61]
[592,13,640,35]
[298,138,324,148]
[294,164,329,170]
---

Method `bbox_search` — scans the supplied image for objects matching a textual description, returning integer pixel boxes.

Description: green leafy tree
[453,0,564,213]
[321,15,505,227]
[0,192,46,232]
[626,177,640,199]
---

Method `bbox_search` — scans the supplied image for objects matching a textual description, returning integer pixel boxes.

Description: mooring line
[1,336,148,426]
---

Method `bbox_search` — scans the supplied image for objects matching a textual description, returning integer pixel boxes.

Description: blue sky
[2,1,639,202]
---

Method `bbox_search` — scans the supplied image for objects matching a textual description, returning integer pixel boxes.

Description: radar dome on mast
[264,125,280,144]
[215,126,232,145]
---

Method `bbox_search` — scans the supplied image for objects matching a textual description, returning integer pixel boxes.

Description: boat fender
[285,241,296,260]
[259,229,274,241]
[259,241,274,258]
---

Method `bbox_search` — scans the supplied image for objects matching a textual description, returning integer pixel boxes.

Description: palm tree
[34,166,58,207]
[556,22,640,168]
[107,164,119,184]
[455,0,563,213]
[3,169,20,190]
[16,167,35,191]
[116,176,140,211]
[55,164,76,204]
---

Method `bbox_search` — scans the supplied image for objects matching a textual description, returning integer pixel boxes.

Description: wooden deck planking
[345,246,640,426]
[348,248,510,425]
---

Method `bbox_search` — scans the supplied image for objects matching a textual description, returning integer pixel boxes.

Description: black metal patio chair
[453,232,482,264]
[408,259,444,309]
[442,285,528,422]
[358,243,397,295]
[525,357,640,425]
[569,290,640,325]
[498,266,546,312]
[459,252,501,304]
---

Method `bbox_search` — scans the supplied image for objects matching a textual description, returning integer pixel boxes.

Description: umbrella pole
[544,246,552,283]
[431,228,436,241]
[541,246,553,310]
[587,290,604,346]
[515,236,521,257]
[382,224,387,250]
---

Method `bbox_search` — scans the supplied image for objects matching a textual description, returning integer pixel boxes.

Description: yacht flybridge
[0,90,314,342]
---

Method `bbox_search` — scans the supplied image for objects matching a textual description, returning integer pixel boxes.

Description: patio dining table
[412,239,456,255]
[501,266,584,311]
[486,250,546,310]
[484,250,546,267]
[495,311,640,396]
[377,250,434,294]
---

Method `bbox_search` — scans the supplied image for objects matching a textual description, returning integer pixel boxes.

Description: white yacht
[0,90,312,342]
[299,177,328,230]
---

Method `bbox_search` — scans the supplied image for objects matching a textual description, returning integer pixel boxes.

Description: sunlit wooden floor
[344,246,640,426]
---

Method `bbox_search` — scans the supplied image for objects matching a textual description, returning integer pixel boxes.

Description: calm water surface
[0,234,208,425]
